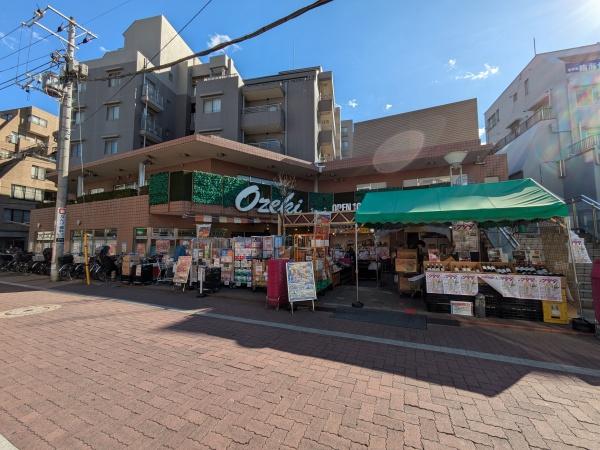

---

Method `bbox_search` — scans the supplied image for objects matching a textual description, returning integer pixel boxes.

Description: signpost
[286,261,317,314]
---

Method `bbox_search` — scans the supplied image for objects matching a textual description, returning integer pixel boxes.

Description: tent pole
[355,222,359,304]
[565,216,583,318]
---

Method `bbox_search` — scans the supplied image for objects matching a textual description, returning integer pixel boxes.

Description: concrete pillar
[77,175,84,197]
[138,162,146,187]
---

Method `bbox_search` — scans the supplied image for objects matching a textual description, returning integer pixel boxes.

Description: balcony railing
[494,107,553,150]
[141,83,164,110]
[569,134,600,157]
[140,116,163,140]
[243,104,281,114]
[247,140,283,152]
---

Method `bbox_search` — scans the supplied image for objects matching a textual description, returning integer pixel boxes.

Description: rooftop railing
[494,107,553,150]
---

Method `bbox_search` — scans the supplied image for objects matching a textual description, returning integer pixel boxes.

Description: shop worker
[174,242,189,262]
[345,244,356,263]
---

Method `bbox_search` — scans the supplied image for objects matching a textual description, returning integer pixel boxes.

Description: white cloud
[99,46,108,52]
[447,58,457,69]
[479,127,487,144]
[384,103,392,110]
[0,32,17,50]
[32,31,46,41]
[347,99,358,108]
[207,33,241,54]
[455,63,499,81]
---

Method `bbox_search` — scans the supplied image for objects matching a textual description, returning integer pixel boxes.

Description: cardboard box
[395,258,417,273]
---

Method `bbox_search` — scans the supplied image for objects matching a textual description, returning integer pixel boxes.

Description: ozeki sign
[235,185,303,214]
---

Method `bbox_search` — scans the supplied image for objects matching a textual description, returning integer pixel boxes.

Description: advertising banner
[196,224,212,239]
[173,256,192,285]
[286,261,317,303]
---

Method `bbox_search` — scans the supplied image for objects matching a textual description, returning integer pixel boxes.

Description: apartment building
[192,55,341,162]
[71,15,198,166]
[485,43,600,222]
[0,106,58,158]
[0,154,57,250]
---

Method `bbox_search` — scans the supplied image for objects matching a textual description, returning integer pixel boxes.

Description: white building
[485,43,600,232]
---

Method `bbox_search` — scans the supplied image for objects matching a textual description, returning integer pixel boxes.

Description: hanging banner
[569,231,592,263]
[173,255,192,285]
[425,272,444,294]
[196,224,212,239]
[452,222,479,253]
[155,239,171,254]
[538,276,563,302]
[286,261,317,303]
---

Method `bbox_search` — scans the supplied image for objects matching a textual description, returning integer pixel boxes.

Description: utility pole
[22,6,97,281]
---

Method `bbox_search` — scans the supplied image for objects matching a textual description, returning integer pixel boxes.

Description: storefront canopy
[356,178,569,225]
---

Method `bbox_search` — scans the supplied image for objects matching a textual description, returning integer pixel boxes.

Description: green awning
[355,179,568,225]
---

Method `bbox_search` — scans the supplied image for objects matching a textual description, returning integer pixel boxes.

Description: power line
[90,0,333,83]
[0,31,52,62]
[0,62,59,93]
[0,52,56,74]
[0,23,23,41]
[81,0,216,126]
[0,60,56,88]
[83,0,136,25]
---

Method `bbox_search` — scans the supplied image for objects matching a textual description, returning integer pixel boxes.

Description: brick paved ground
[1,275,600,449]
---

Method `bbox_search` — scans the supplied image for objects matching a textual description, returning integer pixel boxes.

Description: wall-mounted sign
[332,202,361,212]
[235,185,303,214]
[565,59,600,73]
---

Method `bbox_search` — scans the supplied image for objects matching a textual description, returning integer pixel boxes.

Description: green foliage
[222,175,248,207]
[148,172,169,205]
[309,192,333,212]
[192,171,223,205]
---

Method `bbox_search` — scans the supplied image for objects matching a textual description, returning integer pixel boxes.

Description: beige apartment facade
[0,106,59,158]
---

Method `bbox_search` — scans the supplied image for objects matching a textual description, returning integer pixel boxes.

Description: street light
[444,151,467,186]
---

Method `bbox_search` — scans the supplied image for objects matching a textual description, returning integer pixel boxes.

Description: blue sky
[1,0,599,140]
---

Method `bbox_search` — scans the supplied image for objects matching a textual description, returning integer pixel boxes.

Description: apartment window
[512,93,518,103]
[341,126,348,135]
[1,113,14,121]
[3,208,30,224]
[70,142,82,158]
[28,115,48,128]
[11,185,43,202]
[89,188,105,195]
[203,97,221,113]
[0,150,10,159]
[342,141,349,150]
[356,182,387,191]
[72,110,84,125]
[487,108,500,130]
[524,78,529,96]
[107,72,121,87]
[31,165,46,180]
[106,105,120,121]
[104,139,118,155]
[8,132,18,144]
[484,176,500,183]
[575,84,600,107]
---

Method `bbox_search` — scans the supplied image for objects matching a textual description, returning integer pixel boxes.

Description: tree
[274,173,296,237]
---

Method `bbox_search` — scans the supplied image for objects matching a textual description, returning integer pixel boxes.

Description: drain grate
[0,304,61,318]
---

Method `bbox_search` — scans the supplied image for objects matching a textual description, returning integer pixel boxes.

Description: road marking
[1,279,599,378]
[0,433,18,450]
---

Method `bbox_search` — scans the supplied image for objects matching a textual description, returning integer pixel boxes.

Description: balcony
[141,84,164,112]
[242,82,284,101]
[246,140,283,153]
[494,107,553,150]
[569,134,600,157]
[318,129,333,146]
[241,104,284,134]
[139,116,163,143]
[318,98,333,112]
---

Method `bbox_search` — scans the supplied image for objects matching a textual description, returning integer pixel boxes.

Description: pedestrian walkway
[1,275,599,449]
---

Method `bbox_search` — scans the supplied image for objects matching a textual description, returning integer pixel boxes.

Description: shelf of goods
[252,259,268,290]
[395,248,418,294]
[233,237,262,287]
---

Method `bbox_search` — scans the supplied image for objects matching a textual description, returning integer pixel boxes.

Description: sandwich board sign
[285,261,316,314]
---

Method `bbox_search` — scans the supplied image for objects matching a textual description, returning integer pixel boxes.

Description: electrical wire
[0,52,56,74]
[0,59,56,88]
[82,0,136,25]
[81,0,216,126]
[0,31,52,63]
[0,23,23,41]
[0,62,58,92]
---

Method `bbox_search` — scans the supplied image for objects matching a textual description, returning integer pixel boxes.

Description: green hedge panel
[148,172,169,205]
[192,171,223,205]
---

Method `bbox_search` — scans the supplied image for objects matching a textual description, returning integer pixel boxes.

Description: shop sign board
[173,256,192,285]
[565,59,600,73]
[196,224,211,239]
[451,301,473,316]
[286,261,317,303]
[569,231,592,263]
[56,207,66,243]
[452,221,479,253]
[235,185,303,214]
[332,202,360,212]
